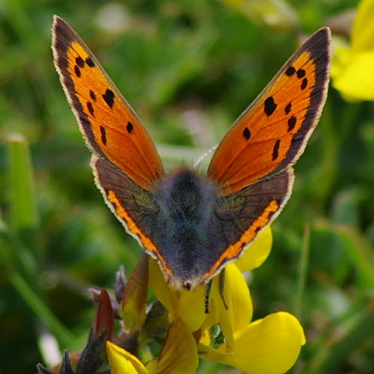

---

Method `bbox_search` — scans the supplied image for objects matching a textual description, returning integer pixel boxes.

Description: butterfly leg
[204,281,212,313]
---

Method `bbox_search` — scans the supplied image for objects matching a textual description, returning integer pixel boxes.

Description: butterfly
[52,16,331,296]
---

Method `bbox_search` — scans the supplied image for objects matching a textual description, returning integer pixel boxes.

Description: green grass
[1,0,374,373]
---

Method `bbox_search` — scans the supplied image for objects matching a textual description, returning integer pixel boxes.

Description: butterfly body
[52,16,331,291]
[148,166,221,289]
[93,155,291,290]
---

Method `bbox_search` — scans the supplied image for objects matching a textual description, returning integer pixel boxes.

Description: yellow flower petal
[148,258,174,313]
[220,263,253,334]
[201,312,305,374]
[154,318,199,374]
[199,264,253,350]
[108,320,198,374]
[107,340,148,374]
[332,50,374,101]
[233,312,305,373]
[148,257,207,331]
[145,360,158,374]
[352,0,374,52]
[331,0,374,101]
[198,325,212,346]
[234,226,273,272]
[176,287,207,331]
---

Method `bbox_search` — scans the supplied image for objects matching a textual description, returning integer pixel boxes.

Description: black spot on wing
[243,127,251,140]
[264,96,277,116]
[301,78,308,90]
[287,116,297,132]
[86,57,95,67]
[74,65,81,77]
[285,102,292,115]
[272,139,281,161]
[126,121,134,133]
[89,90,97,102]
[103,89,115,108]
[297,69,306,78]
[100,126,107,145]
[87,102,95,117]
[75,57,85,68]
[285,66,296,76]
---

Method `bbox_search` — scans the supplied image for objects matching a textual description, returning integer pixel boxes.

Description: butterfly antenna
[193,144,218,168]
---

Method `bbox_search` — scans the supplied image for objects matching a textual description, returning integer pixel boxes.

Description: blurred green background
[1,0,374,373]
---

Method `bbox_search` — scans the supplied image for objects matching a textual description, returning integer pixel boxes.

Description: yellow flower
[109,226,304,373]
[107,341,148,374]
[331,0,374,101]
[199,264,306,374]
[107,318,199,374]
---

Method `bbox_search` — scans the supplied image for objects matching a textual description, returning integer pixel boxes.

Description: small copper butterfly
[52,16,331,292]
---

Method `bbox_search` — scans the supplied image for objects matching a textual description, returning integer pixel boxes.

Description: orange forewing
[208,29,330,195]
[52,16,164,190]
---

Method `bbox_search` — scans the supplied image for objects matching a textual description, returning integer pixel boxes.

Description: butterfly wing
[91,155,161,257]
[52,16,164,191]
[208,28,331,195]
[201,168,294,282]
[203,28,331,270]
